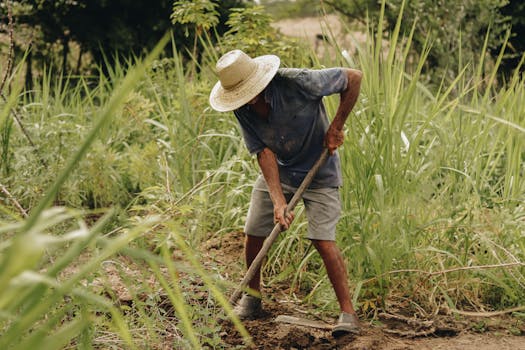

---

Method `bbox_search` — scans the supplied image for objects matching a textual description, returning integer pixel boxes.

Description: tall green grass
[0,35,250,349]
[0,37,168,348]
[265,1,525,316]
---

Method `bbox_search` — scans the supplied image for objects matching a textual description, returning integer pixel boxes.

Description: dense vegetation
[0,0,245,80]
[265,0,525,76]
[0,0,524,348]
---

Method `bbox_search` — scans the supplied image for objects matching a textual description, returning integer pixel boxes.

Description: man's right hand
[274,203,295,230]
[257,147,295,230]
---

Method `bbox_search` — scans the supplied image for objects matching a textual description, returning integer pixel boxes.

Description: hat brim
[209,54,280,112]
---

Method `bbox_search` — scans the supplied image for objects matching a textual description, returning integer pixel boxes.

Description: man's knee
[245,234,266,248]
[310,238,336,252]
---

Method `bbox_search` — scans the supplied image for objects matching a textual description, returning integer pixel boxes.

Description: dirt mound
[203,230,245,267]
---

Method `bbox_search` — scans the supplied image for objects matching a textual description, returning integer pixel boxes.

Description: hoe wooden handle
[229,148,330,305]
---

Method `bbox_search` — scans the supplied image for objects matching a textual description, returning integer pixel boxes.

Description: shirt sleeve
[234,111,266,155]
[295,68,348,99]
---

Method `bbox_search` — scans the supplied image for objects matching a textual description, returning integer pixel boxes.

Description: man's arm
[325,68,362,153]
[257,147,295,230]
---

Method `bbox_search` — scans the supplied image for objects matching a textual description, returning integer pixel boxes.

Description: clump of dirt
[203,230,245,267]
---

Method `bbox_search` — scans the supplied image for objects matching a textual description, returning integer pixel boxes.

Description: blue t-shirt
[233,68,348,188]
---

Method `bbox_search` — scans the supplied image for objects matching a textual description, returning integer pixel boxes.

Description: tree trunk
[62,36,70,75]
[75,46,84,75]
[25,49,33,92]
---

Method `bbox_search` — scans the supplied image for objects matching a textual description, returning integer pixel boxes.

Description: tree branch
[452,305,525,317]
[0,0,14,94]
[1,93,36,148]
[0,182,28,218]
[0,2,37,149]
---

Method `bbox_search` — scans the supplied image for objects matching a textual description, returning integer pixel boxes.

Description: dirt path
[272,14,367,58]
[205,231,525,349]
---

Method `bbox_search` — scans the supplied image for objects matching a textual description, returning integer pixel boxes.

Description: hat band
[222,64,258,90]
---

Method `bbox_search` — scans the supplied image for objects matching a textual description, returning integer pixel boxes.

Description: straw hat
[209,50,280,112]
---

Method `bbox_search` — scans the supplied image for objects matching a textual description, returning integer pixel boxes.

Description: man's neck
[251,96,270,120]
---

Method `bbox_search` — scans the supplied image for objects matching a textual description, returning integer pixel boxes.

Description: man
[209,49,362,336]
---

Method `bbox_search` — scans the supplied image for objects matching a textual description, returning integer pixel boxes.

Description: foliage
[500,1,525,73]
[0,0,247,76]
[169,1,308,68]
[171,0,219,36]
[325,0,517,80]
[171,0,220,73]
[269,1,525,314]
[0,35,249,349]
[2,0,173,73]
[220,5,309,66]
[0,117,13,176]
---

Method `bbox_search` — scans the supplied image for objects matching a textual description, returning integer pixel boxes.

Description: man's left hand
[324,126,344,154]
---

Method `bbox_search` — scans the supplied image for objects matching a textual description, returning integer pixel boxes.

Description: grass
[0,34,250,349]
[0,1,524,347]
[262,0,524,317]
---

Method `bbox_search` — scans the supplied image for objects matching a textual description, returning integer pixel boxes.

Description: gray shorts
[244,175,341,241]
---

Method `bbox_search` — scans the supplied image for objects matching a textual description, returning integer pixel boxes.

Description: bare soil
[206,231,525,350]
[272,14,367,57]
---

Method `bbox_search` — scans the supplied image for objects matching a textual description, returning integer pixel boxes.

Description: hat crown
[216,50,257,90]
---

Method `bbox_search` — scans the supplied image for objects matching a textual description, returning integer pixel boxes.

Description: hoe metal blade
[274,315,333,330]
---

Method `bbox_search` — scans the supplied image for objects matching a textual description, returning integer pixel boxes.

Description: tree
[171,0,219,69]
[500,0,525,73]
[2,0,81,80]
[65,0,174,70]
[2,0,174,76]
[170,2,307,66]
[0,0,247,77]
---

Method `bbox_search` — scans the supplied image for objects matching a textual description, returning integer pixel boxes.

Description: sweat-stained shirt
[233,68,348,189]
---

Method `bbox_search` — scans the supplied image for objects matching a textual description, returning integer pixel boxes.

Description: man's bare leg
[232,234,265,319]
[311,239,356,314]
[245,234,266,293]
